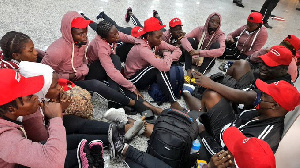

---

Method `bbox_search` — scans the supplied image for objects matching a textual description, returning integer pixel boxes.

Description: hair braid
[96,20,113,39]
[0,31,30,61]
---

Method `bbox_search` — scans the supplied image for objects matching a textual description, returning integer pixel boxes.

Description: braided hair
[0,99,18,116]
[0,31,30,61]
[96,20,113,39]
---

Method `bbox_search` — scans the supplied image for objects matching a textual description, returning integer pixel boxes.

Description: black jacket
[200,109,284,156]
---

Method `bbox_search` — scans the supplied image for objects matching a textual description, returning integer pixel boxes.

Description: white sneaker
[124,118,145,141]
[104,108,128,124]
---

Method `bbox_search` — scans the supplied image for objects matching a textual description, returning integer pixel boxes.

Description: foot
[236,2,244,7]
[96,11,104,20]
[124,117,145,141]
[125,7,132,22]
[77,139,94,168]
[153,10,159,18]
[183,83,196,94]
[108,123,125,158]
[89,140,104,168]
[104,108,128,124]
[170,101,185,111]
[264,23,273,29]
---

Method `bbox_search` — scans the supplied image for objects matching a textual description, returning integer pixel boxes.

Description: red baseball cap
[223,127,276,168]
[169,18,182,28]
[259,46,293,67]
[71,17,93,29]
[248,12,263,24]
[283,35,300,51]
[131,26,144,38]
[133,17,166,37]
[0,69,44,106]
[255,79,300,111]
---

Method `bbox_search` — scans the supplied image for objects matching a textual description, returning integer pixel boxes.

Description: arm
[157,41,182,61]
[119,32,136,44]
[194,72,257,105]
[41,52,70,80]
[98,48,136,92]
[0,118,66,168]
[74,57,89,81]
[198,34,226,58]
[180,27,202,52]
[249,49,267,62]
[140,48,173,72]
[22,109,49,142]
[244,29,268,56]
[226,26,245,41]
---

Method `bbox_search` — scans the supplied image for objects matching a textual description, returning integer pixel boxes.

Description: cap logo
[173,19,180,22]
[138,28,143,32]
[273,81,279,85]
[243,138,250,144]
[270,49,280,57]
[15,72,21,82]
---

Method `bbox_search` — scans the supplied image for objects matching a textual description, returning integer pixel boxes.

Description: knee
[209,42,220,49]
[202,90,222,102]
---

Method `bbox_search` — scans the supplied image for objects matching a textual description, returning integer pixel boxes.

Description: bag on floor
[147,109,198,168]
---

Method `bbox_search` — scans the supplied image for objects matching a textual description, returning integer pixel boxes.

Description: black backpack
[146,109,198,168]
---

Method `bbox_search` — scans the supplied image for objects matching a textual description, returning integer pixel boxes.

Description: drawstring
[71,43,88,73]
[248,28,261,51]
[236,27,261,53]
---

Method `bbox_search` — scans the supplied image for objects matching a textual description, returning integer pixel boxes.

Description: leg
[226,60,252,81]
[85,61,107,81]
[65,149,79,168]
[197,42,220,74]
[183,92,202,111]
[80,13,97,32]
[116,43,134,63]
[74,79,130,106]
[184,38,198,77]
[99,11,132,35]
[130,15,143,27]
[124,145,172,168]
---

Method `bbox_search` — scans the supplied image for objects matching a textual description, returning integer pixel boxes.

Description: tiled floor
[1,0,299,167]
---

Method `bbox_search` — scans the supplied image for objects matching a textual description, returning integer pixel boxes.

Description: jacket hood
[203,12,222,35]
[60,11,84,44]
[0,118,21,135]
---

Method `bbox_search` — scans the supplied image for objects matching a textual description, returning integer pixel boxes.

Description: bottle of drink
[191,139,201,154]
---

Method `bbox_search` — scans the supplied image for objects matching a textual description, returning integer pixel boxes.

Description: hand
[198,123,206,134]
[59,91,71,111]
[208,150,234,168]
[16,96,40,116]
[133,89,144,100]
[226,37,234,43]
[69,73,76,81]
[42,102,63,119]
[193,71,214,89]
[189,49,199,56]
[265,47,270,52]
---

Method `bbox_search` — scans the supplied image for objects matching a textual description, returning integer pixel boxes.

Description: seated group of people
[0,7,299,168]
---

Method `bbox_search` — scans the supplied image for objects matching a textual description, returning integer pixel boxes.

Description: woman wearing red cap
[124,17,184,110]
[223,12,268,60]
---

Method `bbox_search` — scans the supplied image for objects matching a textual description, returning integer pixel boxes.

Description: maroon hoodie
[180,12,225,58]
[42,11,89,81]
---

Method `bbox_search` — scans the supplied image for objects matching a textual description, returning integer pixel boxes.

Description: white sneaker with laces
[104,108,128,124]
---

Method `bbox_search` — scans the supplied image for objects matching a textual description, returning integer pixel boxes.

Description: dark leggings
[64,115,110,168]
[260,0,280,23]
[129,66,177,103]
[74,79,130,105]
[125,146,172,168]
[184,38,220,74]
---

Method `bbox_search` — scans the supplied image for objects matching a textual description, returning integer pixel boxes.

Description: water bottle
[191,139,201,154]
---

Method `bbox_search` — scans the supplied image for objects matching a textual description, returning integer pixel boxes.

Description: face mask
[74,41,87,47]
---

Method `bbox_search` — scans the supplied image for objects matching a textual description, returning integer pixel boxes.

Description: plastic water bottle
[191,139,201,154]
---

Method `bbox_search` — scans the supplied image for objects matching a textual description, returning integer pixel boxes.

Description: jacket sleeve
[227,26,244,40]
[199,33,226,58]
[140,47,173,72]
[180,27,202,52]
[0,118,66,168]
[22,109,49,142]
[98,46,136,92]
[119,32,136,44]
[244,29,268,56]
[199,131,223,157]
[41,51,70,80]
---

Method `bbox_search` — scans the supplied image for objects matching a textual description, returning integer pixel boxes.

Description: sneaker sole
[77,139,87,168]
[108,124,116,158]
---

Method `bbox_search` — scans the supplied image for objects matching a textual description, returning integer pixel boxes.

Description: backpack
[148,65,184,105]
[147,109,198,168]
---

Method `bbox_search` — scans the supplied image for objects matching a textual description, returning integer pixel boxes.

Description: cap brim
[74,20,94,29]
[259,53,279,67]
[19,75,44,98]
[131,26,146,38]
[255,79,271,96]
[223,127,246,155]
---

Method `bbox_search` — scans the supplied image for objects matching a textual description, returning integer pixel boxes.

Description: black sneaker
[77,139,94,168]
[88,140,104,168]
[264,23,273,29]
[108,123,125,158]
[236,2,244,8]
[125,7,132,22]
